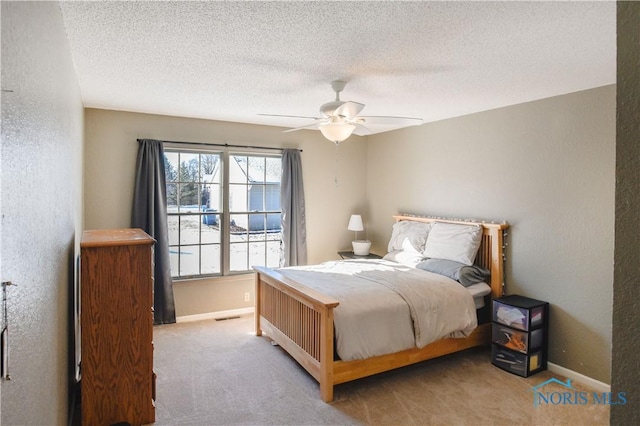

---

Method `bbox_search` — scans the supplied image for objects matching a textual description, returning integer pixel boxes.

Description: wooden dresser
[80,229,156,426]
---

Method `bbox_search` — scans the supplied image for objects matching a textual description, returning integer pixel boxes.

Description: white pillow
[383,250,425,268]
[387,221,432,253]
[422,222,483,266]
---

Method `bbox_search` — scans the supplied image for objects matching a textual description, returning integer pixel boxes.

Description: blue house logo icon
[531,378,576,407]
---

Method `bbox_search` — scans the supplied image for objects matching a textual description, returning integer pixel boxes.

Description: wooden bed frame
[254,214,508,402]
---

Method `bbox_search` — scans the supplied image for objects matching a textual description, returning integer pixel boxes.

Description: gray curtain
[280,149,307,267]
[132,139,176,324]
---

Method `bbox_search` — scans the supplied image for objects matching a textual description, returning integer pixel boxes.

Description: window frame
[164,145,282,280]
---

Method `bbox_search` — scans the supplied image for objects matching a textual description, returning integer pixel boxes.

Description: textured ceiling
[59,1,616,134]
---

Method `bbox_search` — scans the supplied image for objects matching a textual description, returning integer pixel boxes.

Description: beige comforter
[276,259,477,361]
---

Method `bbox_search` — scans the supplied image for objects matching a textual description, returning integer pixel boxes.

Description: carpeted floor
[151,314,609,425]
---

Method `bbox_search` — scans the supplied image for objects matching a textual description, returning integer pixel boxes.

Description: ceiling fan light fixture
[262,80,422,139]
[319,122,356,144]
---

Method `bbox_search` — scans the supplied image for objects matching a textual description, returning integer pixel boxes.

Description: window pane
[201,215,220,244]
[179,245,199,276]
[248,156,265,182]
[230,214,248,242]
[199,184,212,209]
[266,184,280,211]
[229,184,248,212]
[169,248,179,275]
[180,215,200,245]
[230,242,248,271]
[201,244,221,274]
[167,215,179,245]
[179,153,199,183]
[248,213,266,235]
[249,241,266,268]
[230,155,247,183]
[200,154,219,181]
[266,231,281,242]
[165,152,179,183]
[266,241,280,267]
[249,185,265,211]
[179,182,199,212]
[267,213,280,232]
[166,183,178,208]
[265,157,281,182]
[206,183,222,211]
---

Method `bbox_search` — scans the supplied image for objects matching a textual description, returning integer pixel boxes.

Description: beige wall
[1,2,84,424]
[366,86,616,383]
[84,109,368,316]
[86,87,617,382]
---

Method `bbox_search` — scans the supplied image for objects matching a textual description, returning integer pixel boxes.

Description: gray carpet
[152,315,608,425]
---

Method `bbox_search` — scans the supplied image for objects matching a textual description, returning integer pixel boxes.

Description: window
[165,149,282,278]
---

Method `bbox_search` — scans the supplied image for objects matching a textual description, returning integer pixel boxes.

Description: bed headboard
[392,214,509,299]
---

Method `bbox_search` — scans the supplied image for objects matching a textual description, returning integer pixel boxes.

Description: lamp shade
[347,214,364,232]
[319,122,355,144]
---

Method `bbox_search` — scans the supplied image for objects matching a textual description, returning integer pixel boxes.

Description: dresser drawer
[493,299,545,331]
[491,344,544,377]
[492,323,544,353]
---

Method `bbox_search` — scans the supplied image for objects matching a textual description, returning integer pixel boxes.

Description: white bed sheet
[467,282,492,308]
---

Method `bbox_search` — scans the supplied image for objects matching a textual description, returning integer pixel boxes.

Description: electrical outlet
[244,292,250,302]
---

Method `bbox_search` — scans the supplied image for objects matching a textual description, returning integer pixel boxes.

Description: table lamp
[348,214,371,256]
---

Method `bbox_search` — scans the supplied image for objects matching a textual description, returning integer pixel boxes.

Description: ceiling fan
[260,80,423,144]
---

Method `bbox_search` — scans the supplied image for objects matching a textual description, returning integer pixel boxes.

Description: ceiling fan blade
[282,122,322,133]
[352,123,372,136]
[357,116,423,127]
[258,113,321,120]
[334,101,365,120]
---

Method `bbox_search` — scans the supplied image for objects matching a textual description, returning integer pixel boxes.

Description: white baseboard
[176,307,255,323]
[547,362,610,393]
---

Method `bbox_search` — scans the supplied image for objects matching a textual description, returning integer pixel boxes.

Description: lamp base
[352,240,371,256]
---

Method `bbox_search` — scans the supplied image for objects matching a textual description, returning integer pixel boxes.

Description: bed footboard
[254,266,339,402]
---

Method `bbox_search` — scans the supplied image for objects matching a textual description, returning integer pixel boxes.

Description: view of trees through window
[164,149,281,278]
[165,153,218,207]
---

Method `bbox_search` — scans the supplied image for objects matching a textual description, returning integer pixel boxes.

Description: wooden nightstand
[338,251,382,260]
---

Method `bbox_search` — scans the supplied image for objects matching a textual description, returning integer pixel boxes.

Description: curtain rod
[137,138,302,152]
